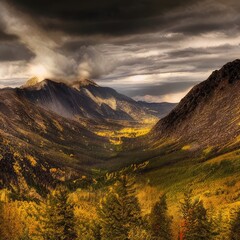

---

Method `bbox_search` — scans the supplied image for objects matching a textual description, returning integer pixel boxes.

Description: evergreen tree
[149,194,172,240]
[180,190,213,240]
[99,191,126,240]
[128,225,151,240]
[75,218,101,240]
[41,185,77,240]
[229,208,240,240]
[98,175,142,240]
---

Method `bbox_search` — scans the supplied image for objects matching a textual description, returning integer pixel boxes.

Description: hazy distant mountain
[149,59,240,149]
[137,101,177,119]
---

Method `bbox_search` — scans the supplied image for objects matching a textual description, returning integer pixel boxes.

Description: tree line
[0,175,240,239]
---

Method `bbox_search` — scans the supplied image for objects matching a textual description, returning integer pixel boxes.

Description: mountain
[19,79,157,123]
[149,59,240,150]
[18,78,175,124]
[123,60,240,224]
[137,101,177,119]
[0,78,175,195]
[2,60,240,236]
[0,87,112,195]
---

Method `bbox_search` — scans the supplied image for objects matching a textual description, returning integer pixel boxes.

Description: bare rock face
[150,59,240,148]
[18,78,167,122]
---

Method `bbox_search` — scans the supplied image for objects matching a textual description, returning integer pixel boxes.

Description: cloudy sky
[1,0,240,102]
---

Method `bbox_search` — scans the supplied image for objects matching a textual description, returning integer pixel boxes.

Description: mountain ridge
[15,78,175,123]
[0,77,175,194]
[149,59,240,149]
[0,87,112,195]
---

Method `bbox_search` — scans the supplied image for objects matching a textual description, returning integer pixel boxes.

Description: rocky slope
[19,79,160,122]
[0,88,112,196]
[149,59,240,149]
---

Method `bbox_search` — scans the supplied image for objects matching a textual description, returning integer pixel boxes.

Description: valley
[1,60,240,239]
[0,77,174,195]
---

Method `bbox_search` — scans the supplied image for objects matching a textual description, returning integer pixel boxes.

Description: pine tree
[98,175,142,240]
[193,200,214,239]
[75,218,101,240]
[99,190,127,240]
[128,225,151,240]
[149,194,172,240]
[229,208,240,240]
[41,185,77,240]
[180,190,213,240]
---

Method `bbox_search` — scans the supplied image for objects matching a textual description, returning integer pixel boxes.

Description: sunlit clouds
[29,64,48,81]
[1,0,240,102]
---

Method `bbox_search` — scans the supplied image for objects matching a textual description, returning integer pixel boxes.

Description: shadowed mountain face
[150,59,240,149]
[0,88,112,194]
[18,79,162,122]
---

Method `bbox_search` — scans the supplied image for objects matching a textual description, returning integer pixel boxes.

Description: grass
[123,147,239,237]
[133,147,240,225]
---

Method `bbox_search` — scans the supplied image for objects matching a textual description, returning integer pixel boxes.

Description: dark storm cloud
[167,46,227,59]
[2,0,240,102]
[120,81,197,97]
[0,20,18,42]
[7,0,202,36]
[0,42,34,61]
[6,0,240,39]
[0,30,18,42]
[165,2,240,34]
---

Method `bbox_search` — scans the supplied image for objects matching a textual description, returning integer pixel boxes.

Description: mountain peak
[70,79,99,90]
[205,59,240,87]
[151,59,240,148]
[22,76,40,88]
[21,77,98,90]
[217,59,240,83]
[21,78,57,90]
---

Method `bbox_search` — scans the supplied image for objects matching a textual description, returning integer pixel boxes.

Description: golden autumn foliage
[26,154,37,167]
[95,126,152,145]
[0,157,240,240]
[0,202,25,240]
